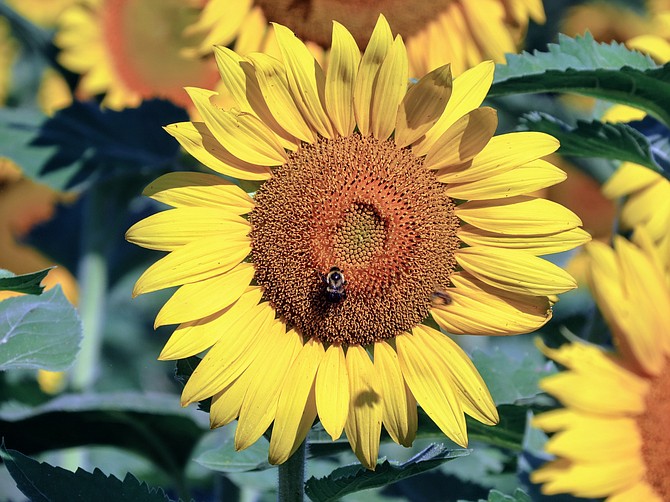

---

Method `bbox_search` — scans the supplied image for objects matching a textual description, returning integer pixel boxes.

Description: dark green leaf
[0,287,81,371]
[1,446,174,502]
[490,34,670,126]
[0,101,186,192]
[0,392,207,477]
[414,405,528,452]
[195,437,273,473]
[304,444,469,502]
[519,112,665,174]
[0,268,52,295]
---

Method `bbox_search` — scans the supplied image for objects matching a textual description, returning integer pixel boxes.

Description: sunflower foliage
[1,0,669,501]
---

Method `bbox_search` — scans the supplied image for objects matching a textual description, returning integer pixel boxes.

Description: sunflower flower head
[55,0,220,110]
[127,16,588,469]
[189,0,544,76]
[531,231,670,500]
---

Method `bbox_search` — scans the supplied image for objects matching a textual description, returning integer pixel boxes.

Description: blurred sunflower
[0,2,73,113]
[0,158,79,395]
[54,0,220,110]
[563,0,670,254]
[127,17,588,469]
[188,0,545,76]
[532,232,670,500]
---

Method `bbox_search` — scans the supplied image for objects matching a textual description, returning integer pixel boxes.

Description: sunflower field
[1,0,669,501]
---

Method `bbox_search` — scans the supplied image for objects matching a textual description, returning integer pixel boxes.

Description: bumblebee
[430,289,452,306]
[323,266,347,303]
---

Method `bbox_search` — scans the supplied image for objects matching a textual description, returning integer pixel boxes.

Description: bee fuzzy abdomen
[323,266,347,303]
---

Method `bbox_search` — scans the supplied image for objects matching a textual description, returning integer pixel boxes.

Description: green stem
[277,439,306,502]
[71,192,108,391]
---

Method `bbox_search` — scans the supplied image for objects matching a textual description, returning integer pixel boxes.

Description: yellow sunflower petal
[414,325,498,425]
[374,341,417,447]
[458,225,591,256]
[532,457,644,499]
[234,6,267,56]
[164,122,272,181]
[456,196,582,235]
[602,162,660,199]
[455,247,577,296]
[396,330,467,447]
[187,0,251,51]
[325,22,360,137]
[158,287,262,360]
[544,416,641,461]
[315,344,349,441]
[344,345,383,470]
[273,23,333,139]
[142,172,255,213]
[445,159,567,200]
[537,341,648,414]
[269,338,324,465]
[414,61,494,156]
[126,208,250,251]
[154,262,255,327]
[608,482,663,502]
[628,34,670,62]
[431,272,552,335]
[181,302,275,405]
[353,15,393,136]
[370,36,408,141]
[132,235,251,296]
[614,237,670,370]
[394,64,452,148]
[245,52,316,144]
[212,45,255,113]
[461,1,515,62]
[235,325,303,451]
[436,132,559,183]
[209,376,249,429]
[186,87,288,166]
[423,107,497,170]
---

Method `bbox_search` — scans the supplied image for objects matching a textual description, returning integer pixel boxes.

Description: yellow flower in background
[532,232,670,501]
[188,0,545,76]
[127,17,587,469]
[1,1,74,113]
[562,1,670,255]
[0,159,79,396]
[54,0,220,110]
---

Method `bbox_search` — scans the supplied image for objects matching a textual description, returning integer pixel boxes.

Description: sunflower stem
[72,191,108,391]
[277,439,306,502]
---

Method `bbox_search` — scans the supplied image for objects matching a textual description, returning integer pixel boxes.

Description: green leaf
[464,405,528,452]
[519,112,665,174]
[472,347,555,406]
[0,101,186,192]
[0,268,52,295]
[0,392,207,478]
[1,446,174,502]
[485,488,532,502]
[0,287,82,371]
[490,34,670,127]
[304,444,469,502]
[195,437,273,473]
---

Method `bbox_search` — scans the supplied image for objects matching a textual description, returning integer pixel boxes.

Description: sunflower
[531,232,670,501]
[187,0,545,76]
[127,16,587,469]
[54,0,220,110]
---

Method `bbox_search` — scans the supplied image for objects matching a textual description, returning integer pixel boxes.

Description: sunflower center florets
[249,134,459,346]
[638,358,670,498]
[334,203,386,267]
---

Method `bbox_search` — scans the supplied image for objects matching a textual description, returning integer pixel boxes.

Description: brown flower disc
[638,360,670,498]
[250,134,459,346]
[254,0,452,49]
